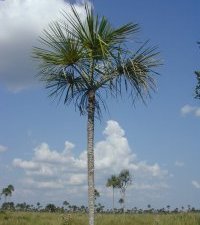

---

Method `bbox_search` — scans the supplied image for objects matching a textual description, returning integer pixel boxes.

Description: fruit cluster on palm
[33,3,160,225]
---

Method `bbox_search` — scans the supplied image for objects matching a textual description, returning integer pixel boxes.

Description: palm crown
[106,175,120,188]
[1,184,14,202]
[33,4,160,116]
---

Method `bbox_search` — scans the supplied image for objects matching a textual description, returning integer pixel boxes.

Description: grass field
[0,211,200,225]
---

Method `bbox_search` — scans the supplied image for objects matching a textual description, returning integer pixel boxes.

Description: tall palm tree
[118,169,132,212]
[33,4,160,225]
[106,175,120,211]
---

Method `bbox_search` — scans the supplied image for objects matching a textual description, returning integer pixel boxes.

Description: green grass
[0,211,200,225]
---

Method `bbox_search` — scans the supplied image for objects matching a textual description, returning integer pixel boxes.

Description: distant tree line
[1,201,199,214]
[1,182,200,214]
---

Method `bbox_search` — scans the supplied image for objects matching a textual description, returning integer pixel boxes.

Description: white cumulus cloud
[0,0,88,91]
[12,120,169,202]
[181,104,200,117]
[174,161,184,167]
[13,159,39,170]
[0,145,8,153]
[192,180,200,189]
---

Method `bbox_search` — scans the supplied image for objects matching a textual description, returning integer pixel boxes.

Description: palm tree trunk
[112,187,114,212]
[122,191,125,213]
[87,90,95,225]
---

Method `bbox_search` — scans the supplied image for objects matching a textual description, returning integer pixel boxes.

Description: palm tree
[118,198,124,210]
[63,200,70,212]
[118,169,132,212]
[45,203,57,212]
[106,175,120,211]
[33,3,160,225]
[36,202,42,211]
[1,184,14,202]
[94,189,100,201]
[166,205,171,212]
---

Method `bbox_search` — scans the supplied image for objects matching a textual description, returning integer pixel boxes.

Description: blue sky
[0,0,200,209]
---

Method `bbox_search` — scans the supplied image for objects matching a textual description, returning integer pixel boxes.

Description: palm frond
[33,22,84,66]
[33,2,161,116]
[115,43,160,102]
[93,42,160,103]
[194,71,200,99]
